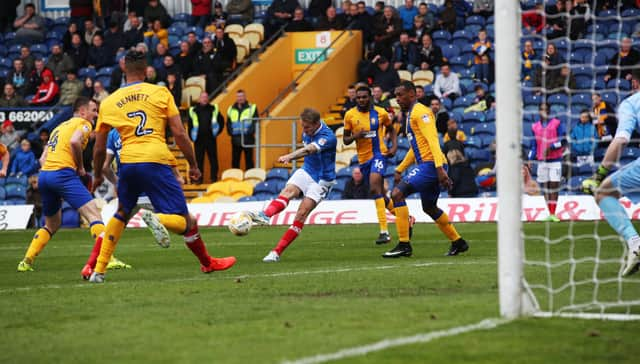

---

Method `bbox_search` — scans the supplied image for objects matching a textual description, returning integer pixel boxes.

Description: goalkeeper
[582,70,640,276]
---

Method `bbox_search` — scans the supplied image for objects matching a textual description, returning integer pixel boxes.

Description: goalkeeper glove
[582,165,609,195]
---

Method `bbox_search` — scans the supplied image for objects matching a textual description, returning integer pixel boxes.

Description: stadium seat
[0,57,12,69]
[547,93,569,106]
[244,168,267,185]
[237,196,257,202]
[225,24,244,37]
[467,149,492,164]
[463,111,485,124]
[252,192,274,201]
[465,15,485,27]
[350,154,359,166]
[0,186,5,200]
[441,44,461,60]
[96,66,114,78]
[397,70,412,82]
[473,123,496,136]
[333,178,347,193]
[571,93,591,108]
[432,30,451,42]
[412,70,434,85]
[396,137,410,151]
[173,13,192,23]
[168,26,184,36]
[253,181,283,195]
[336,166,353,182]
[60,207,79,227]
[230,181,254,200]
[221,168,244,181]
[266,168,289,182]
[335,153,352,170]
[181,85,202,107]
[0,46,7,58]
[5,175,28,186]
[235,37,251,63]
[206,181,231,196]
[607,79,631,91]
[191,195,216,203]
[214,196,236,203]
[244,23,265,42]
[185,75,206,90]
[601,92,617,105]
[243,32,261,49]
[78,67,96,79]
[327,190,342,200]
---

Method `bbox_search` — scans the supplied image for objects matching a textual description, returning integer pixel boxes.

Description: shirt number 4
[128,110,153,137]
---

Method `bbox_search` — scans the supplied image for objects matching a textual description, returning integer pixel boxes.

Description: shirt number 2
[128,110,152,137]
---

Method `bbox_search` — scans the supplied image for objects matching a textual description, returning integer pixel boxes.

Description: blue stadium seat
[96,66,114,77]
[441,44,460,60]
[464,135,483,149]
[327,190,342,200]
[336,166,353,181]
[78,67,96,79]
[473,123,496,136]
[237,196,257,202]
[485,109,496,122]
[5,175,28,186]
[266,167,290,181]
[622,8,640,17]
[547,93,569,106]
[571,93,591,108]
[253,192,274,201]
[168,26,184,36]
[2,198,26,205]
[0,45,6,58]
[333,179,347,193]
[173,13,192,23]
[466,149,492,163]
[0,57,12,69]
[96,76,111,89]
[568,176,588,193]
[463,111,485,124]
[0,186,5,200]
[523,93,543,107]
[0,177,5,186]
[577,164,596,176]
[465,15,485,27]
[4,184,26,200]
[350,154,358,166]
[253,181,283,195]
[432,30,451,42]
[185,26,204,39]
[601,92,617,105]
[396,137,410,151]
[607,79,631,91]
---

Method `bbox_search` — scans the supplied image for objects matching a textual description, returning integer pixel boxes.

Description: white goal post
[495,0,640,321]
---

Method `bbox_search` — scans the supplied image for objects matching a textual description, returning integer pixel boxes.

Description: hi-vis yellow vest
[227,103,256,136]
[188,104,220,140]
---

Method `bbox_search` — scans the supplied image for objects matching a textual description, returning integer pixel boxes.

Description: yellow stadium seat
[224,24,244,37]
[412,70,434,85]
[398,70,412,82]
[191,195,216,203]
[244,23,264,42]
[181,85,203,108]
[221,168,244,182]
[213,196,236,203]
[235,37,250,63]
[244,168,266,184]
[230,181,254,198]
[243,32,261,49]
[228,32,242,44]
[205,181,231,196]
[185,75,206,90]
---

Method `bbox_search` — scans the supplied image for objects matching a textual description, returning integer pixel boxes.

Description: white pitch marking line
[0,260,493,294]
[281,318,510,364]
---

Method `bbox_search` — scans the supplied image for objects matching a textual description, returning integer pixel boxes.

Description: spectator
[152,43,169,70]
[83,19,101,46]
[430,98,450,136]
[433,63,461,101]
[26,173,42,227]
[287,7,313,32]
[0,0,19,33]
[475,53,494,84]
[27,59,50,95]
[81,77,93,97]
[46,44,74,82]
[316,6,345,30]
[340,0,352,17]
[570,109,597,167]
[68,33,89,69]
[366,55,401,93]
[443,118,467,143]
[341,84,357,117]
[30,69,59,106]
[92,80,109,103]
[58,71,84,106]
[416,85,429,104]
[522,3,545,35]
[62,22,81,52]
[546,64,576,94]
[13,4,46,44]
[545,0,568,39]
[144,19,169,49]
[393,32,419,72]
[187,31,203,55]
[544,42,564,66]
[591,93,617,141]
[19,46,35,75]
[123,10,142,32]
[103,20,125,58]
[212,27,237,72]
[0,141,8,177]
[226,0,254,25]
[0,83,27,107]
[527,103,566,222]
[521,40,538,82]
[604,37,640,83]
[144,65,164,85]
[109,57,127,92]
[188,91,225,183]
[176,41,194,78]
[264,0,300,38]
[409,15,428,43]
[87,34,111,69]
[144,0,170,28]
[69,0,92,31]
[128,0,147,19]
[438,0,457,34]
[193,37,218,93]
[7,59,30,97]
[372,6,402,59]
[472,29,492,65]
[158,55,181,83]
[166,72,182,109]
[226,89,258,169]
[473,0,493,18]
[417,2,436,34]
[123,12,145,49]
[465,84,495,112]
[417,33,443,72]
[308,0,332,25]
[0,120,22,151]
[453,0,473,18]
[372,85,390,109]
[443,138,478,197]
[31,128,49,161]
[568,0,589,40]
[9,139,37,177]
[211,1,228,28]
[191,0,212,29]
[342,167,369,199]
[398,0,418,31]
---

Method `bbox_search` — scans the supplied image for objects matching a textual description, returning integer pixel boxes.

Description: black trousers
[195,137,218,182]
[232,143,254,169]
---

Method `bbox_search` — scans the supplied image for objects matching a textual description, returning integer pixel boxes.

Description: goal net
[496,0,640,320]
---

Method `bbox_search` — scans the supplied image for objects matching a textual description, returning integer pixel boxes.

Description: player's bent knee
[391,187,405,203]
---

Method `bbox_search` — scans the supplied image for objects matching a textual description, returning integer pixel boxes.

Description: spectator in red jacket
[191,0,212,29]
[522,3,545,34]
[30,69,59,106]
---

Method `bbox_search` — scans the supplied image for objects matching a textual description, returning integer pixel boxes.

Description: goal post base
[533,312,640,321]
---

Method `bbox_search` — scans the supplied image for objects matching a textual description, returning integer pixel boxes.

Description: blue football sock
[599,196,639,242]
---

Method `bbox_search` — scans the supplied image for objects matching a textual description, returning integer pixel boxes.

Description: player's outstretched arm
[168,114,201,182]
[92,129,109,191]
[102,153,118,187]
[385,125,398,157]
[278,144,319,164]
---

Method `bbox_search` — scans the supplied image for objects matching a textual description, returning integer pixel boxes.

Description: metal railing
[238,116,302,169]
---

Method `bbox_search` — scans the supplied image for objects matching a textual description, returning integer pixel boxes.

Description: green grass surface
[0,222,637,363]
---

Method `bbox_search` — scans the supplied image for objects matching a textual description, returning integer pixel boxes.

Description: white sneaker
[262,250,280,262]
[248,211,270,226]
[89,272,105,283]
[140,209,171,248]
[622,248,640,276]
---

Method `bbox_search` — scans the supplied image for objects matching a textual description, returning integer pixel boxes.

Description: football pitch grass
[0,222,637,363]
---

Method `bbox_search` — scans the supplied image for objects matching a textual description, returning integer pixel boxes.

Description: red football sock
[274,220,304,255]
[87,233,104,269]
[264,195,289,217]
[184,225,211,266]
[548,200,557,215]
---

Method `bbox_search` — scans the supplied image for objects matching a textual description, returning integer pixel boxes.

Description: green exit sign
[295,48,333,64]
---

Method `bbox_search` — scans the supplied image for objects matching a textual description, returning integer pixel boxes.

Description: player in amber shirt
[385,81,469,258]
[88,51,236,283]
[0,142,9,177]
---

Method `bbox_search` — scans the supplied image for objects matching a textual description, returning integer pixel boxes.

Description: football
[228,211,252,236]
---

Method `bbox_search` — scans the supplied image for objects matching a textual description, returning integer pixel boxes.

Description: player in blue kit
[247,108,337,262]
[583,70,640,276]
